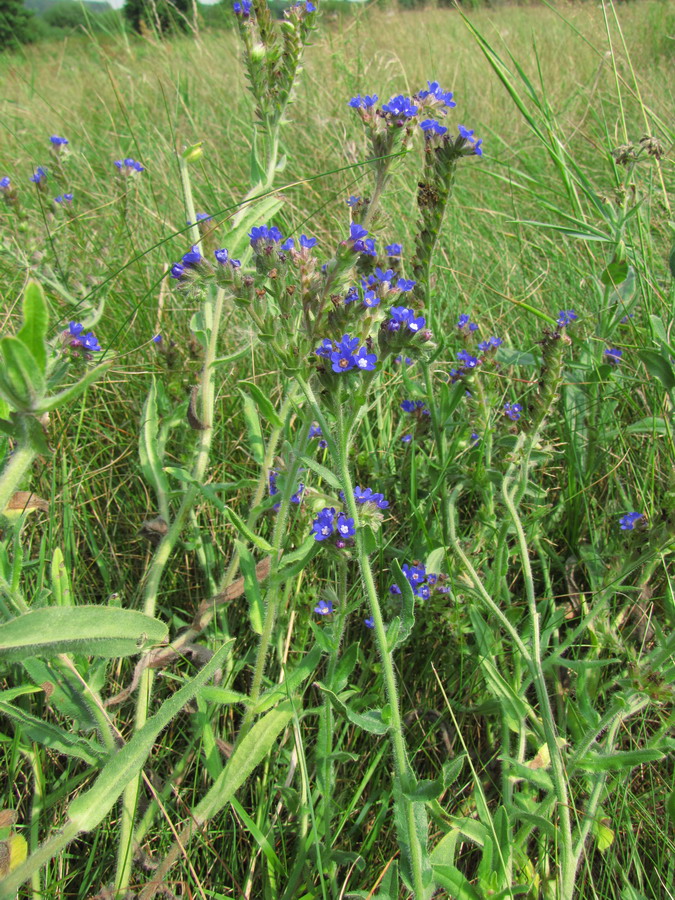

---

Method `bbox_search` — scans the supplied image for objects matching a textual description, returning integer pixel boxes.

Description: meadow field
[0,1,674,898]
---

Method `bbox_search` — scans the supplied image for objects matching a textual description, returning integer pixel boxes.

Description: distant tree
[123,0,193,34]
[0,0,38,49]
[43,1,87,29]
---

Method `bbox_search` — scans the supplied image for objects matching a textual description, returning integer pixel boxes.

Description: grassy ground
[0,1,674,897]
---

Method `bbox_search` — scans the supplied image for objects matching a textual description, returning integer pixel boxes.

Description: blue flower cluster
[311,507,356,544]
[281,234,318,252]
[171,245,240,280]
[232,0,252,16]
[30,167,48,185]
[381,95,419,118]
[457,314,478,332]
[385,243,402,257]
[348,94,378,109]
[67,321,102,353]
[114,158,145,174]
[354,486,389,508]
[401,399,430,416]
[619,512,644,531]
[557,309,578,327]
[417,81,456,109]
[458,125,483,156]
[503,402,523,421]
[214,248,242,268]
[269,469,304,510]
[477,336,503,353]
[250,223,284,251]
[54,194,73,204]
[309,423,327,449]
[348,222,376,256]
[398,562,450,600]
[315,334,377,373]
[386,306,426,334]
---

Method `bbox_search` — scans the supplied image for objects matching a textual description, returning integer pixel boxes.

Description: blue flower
[457,350,479,369]
[293,0,316,11]
[364,616,375,629]
[348,94,378,109]
[418,81,456,109]
[300,234,318,249]
[408,312,426,333]
[30,167,48,184]
[503,402,523,421]
[420,119,447,136]
[312,507,336,541]
[314,599,334,615]
[354,486,389,508]
[315,338,334,359]
[115,158,145,173]
[50,135,68,145]
[349,222,368,241]
[477,336,502,352]
[347,195,361,207]
[182,246,202,267]
[54,194,73,204]
[471,431,480,443]
[233,0,252,15]
[291,483,305,504]
[389,584,402,595]
[361,238,377,257]
[619,512,644,531]
[382,95,418,118]
[249,224,284,250]
[401,399,427,414]
[557,309,578,327]
[330,348,356,373]
[402,563,426,585]
[355,347,378,371]
[269,470,279,496]
[415,584,431,600]
[605,348,622,363]
[309,423,323,439]
[152,334,162,344]
[385,243,402,256]
[401,434,412,443]
[170,263,186,280]
[336,514,356,538]
[396,278,416,292]
[394,356,414,366]
[281,237,295,251]
[67,322,101,352]
[214,248,241,268]
[457,314,478,332]
[0,176,10,189]
[363,290,380,308]
[344,286,359,304]
[458,125,483,156]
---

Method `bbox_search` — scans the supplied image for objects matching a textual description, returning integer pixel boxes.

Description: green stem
[179,155,201,250]
[240,417,311,734]
[334,400,427,899]
[500,477,575,900]
[0,426,37,518]
[114,288,226,896]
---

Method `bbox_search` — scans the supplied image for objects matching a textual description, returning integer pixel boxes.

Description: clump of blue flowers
[619,512,645,531]
[315,335,377,374]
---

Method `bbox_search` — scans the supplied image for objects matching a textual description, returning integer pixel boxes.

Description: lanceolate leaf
[68,643,231,831]
[0,607,168,663]
[17,281,49,374]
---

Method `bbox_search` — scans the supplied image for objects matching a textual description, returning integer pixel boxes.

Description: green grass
[1,1,674,898]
